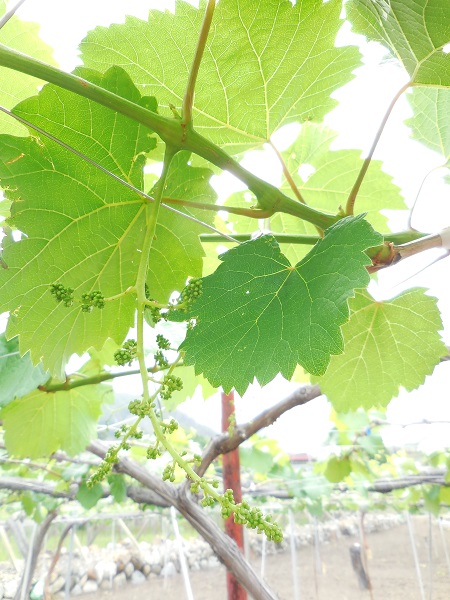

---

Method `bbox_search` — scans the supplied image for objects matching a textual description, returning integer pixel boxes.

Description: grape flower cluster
[176,277,203,313]
[81,290,106,312]
[50,283,74,307]
[114,339,138,366]
[50,284,106,311]
[160,374,183,400]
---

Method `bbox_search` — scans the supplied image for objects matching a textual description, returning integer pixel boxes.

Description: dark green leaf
[178,215,382,394]
[76,481,104,510]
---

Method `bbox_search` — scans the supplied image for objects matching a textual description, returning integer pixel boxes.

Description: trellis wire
[406,511,425,600]
[288,510,301,600]
[170,506,194,600]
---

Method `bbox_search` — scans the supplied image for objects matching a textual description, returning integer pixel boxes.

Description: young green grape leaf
[0,333,49,408]
[165,364,217,410]
[406,88,450,161]
[76,481,104,510]
[107,474,127,503]
[346,0,450,86]
[0,0,56,136]
[147,152,216,302]
[80,0,361,154]
[1,382,111,458]
[315,289,447,411]
[324,456,352,483]
[178,215,382,395]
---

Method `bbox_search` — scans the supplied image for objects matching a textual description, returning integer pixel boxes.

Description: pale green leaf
[76,481,104,509]
[316,289,447,410]
[0,0,56,136]
[177,215,382,394]
[346,0,450,86]
[165,364,217,410]
[0,333,49,407]
[0,67,155,376]
[279,123,405,229]
[406,88,450,161]
[1,383,111,458]
[80,0,361,154]
[324,456,351,483]
[224,123,404,263]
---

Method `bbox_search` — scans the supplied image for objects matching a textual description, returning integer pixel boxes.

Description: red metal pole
[221,390,248,600]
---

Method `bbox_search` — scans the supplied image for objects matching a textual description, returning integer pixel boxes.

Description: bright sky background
[4,0,450,455]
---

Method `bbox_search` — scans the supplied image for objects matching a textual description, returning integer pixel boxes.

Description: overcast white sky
[4,0,450,455]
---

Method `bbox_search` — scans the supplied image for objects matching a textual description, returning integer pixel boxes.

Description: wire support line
[0,105,239,244]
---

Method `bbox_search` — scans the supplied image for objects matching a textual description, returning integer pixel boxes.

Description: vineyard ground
[83,515,450,600]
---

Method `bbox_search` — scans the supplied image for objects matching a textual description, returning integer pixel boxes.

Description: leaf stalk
[182,0,216,126]
[345,81,411,215]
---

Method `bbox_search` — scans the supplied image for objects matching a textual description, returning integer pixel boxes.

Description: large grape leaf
[0,0,56,136]
[0,68,214,376]
[406,88,450,162]
[0,333,49,408]
[346,0,450,86]
[316,289,447,411]
[1,381,111,458]
[177,215,382,395]
[80,0,361,154]
[0,67,154,377]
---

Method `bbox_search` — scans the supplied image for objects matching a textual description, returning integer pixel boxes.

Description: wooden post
[221,390,247,600]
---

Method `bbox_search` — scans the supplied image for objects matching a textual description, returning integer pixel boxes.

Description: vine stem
[0,45,338,229]
[268,139,306,205]
[0,104,238,244]
[346,81,411,215]
[182,0,216,126]
[163,196,273,219]
[199,230,426,245]
[393,227,450,260]
[38,362,176,393]
[135,147,176,396]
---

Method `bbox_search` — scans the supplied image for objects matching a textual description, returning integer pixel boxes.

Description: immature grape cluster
[50,284,106,311]
[49,283,74,307]
[177,277,203,312]
[114,339,138,366]
[160,374,183,400]
[220,490,282,542]
[145,284,164,324]
[81,290,106,312]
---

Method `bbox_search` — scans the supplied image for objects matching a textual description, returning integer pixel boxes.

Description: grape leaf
[165,364,217,410]
[0,66,155,376]
[178,215,382,395]
[278,123,405,230]
[324,456,351,483]
[1,382,111,458]
[315,289,447,411]
[0,68,213,375]
[406,88,450,161]
[0,333,49,408]
[76,481,104,510]
[107,474,127,503]
[80,0,361,154]
[0,0,56,136]
[346,0,450,86]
